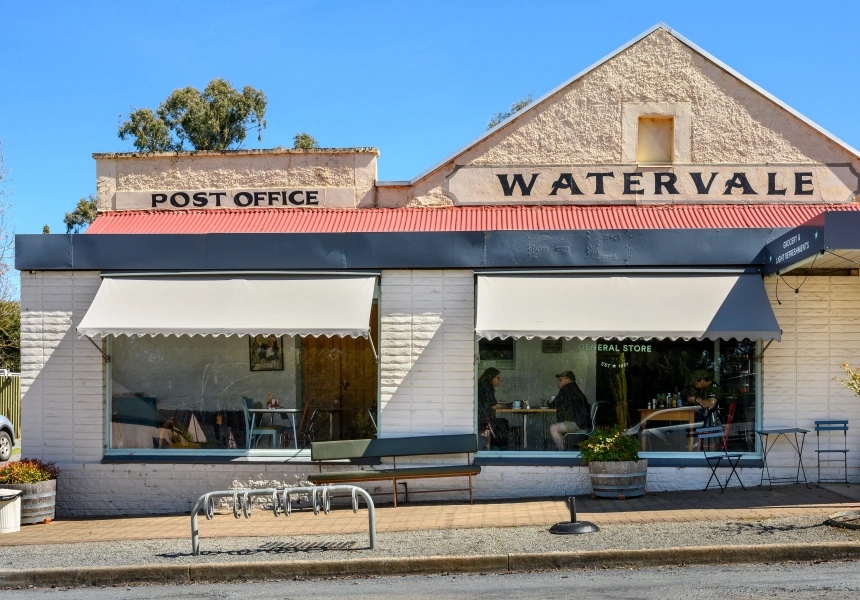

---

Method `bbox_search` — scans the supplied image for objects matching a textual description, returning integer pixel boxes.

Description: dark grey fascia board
[818,210,860,249]
[484,228,778,268]
[16,228,780,272]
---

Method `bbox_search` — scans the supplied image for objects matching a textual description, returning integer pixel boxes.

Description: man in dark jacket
[549,370,591,450]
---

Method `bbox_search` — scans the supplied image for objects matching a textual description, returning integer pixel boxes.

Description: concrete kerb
[2,543,860,588]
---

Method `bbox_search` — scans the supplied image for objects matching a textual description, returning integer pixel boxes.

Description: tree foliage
[64,195,98,234]
[0,142,18,372]
[835,363,860,397]
[0,300,19,372]
[487,93,533,130]
[118,79,267,152]
[293,132,320,149]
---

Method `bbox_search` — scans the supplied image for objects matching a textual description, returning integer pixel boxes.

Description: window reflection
[476,337,757,453]
[109,307,379,452]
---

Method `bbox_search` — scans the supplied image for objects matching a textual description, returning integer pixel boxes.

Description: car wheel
[0,431,11,462]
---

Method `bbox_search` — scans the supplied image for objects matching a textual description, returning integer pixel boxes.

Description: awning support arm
[755,339,775,363]
[368,334,378,363]
[85,336,110,363]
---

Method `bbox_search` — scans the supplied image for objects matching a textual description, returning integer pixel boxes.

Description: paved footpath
[0,483,858,546]
[2,484,860,588]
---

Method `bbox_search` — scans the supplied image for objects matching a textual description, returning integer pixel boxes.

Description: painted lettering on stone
[149,189,323,209]
[446,164,859,204]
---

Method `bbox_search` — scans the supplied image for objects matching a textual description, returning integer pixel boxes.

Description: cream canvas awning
[77,275,377,338]
[476,274,781,341]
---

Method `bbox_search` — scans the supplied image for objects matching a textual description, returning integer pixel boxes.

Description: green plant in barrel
[579,426,639,464]
[0,458,59,484]
[0,459,60,525]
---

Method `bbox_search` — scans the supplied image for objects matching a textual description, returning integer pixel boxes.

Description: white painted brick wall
[379,270,475,436]
[20,271,104,464]
[23,269,852,515]
[56,463,319,516]
[763,275,860,483]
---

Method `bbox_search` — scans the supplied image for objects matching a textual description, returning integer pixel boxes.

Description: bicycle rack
[190,485,376,556]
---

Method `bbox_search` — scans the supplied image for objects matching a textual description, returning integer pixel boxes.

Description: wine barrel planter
[588,459,647,499]
[3,479,56,524]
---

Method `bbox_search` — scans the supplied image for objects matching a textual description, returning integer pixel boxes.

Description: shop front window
[476,337,758,453]
[108,306,379,452]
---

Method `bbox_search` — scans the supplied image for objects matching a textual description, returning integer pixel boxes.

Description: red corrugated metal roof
[85,204,860,235]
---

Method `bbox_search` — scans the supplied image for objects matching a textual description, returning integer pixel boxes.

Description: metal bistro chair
[295,402,320,449]
[697,425,746,493]
[242,396,278,449]
[564,401,602,449]
[815,420,849,485]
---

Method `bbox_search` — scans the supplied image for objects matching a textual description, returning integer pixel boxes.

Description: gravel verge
[1,515,858,570]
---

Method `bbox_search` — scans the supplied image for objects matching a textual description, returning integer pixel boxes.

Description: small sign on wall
[542,339,562,353]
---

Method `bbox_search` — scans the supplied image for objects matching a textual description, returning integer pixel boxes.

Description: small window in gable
[637,117,674,164]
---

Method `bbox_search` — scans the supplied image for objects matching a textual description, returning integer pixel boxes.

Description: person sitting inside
[477,367,510,450]
[548,370,591,451]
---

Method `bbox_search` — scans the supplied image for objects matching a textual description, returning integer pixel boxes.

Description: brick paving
[0,484,857,547]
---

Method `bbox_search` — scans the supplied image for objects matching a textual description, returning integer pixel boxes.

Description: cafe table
[494,407,556,449]
[315,407,347,440]
[637,406,699,451]
[755,427,810,489]
[247,408,301,449]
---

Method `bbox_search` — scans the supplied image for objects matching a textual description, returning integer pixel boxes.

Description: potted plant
[0,459,60,524]
[579,426,647,499]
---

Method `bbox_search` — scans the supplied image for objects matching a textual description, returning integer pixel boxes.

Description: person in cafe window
[548,370,591,451]
[477,367,510,450]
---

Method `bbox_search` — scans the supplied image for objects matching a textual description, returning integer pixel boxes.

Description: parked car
[625,406,705,452]
[0,414,14,462]
[625,406,753,453]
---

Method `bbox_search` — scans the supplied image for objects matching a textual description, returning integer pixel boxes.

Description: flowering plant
[835,363,860,397]
[0,459,60,484]
[578,426,639,464]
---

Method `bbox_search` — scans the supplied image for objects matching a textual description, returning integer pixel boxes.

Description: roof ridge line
[378,23,860,188]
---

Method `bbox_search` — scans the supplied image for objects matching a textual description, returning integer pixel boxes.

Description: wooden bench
[308,434,480,507]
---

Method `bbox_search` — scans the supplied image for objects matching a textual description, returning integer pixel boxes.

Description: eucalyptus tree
[487,93,533,130]
[118,79,267,152]
[0,142,18,371]
[64,195,98,234]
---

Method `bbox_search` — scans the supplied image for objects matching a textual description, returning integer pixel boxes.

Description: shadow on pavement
[159,539,360,558]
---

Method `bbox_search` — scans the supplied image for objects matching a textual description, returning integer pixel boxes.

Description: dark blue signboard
[763,210,860,274]
[763,222,824,274]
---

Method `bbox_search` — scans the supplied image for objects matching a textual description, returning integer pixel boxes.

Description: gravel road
[1,515,857,570]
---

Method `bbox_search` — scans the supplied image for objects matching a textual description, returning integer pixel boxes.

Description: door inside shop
[301,303,378,441]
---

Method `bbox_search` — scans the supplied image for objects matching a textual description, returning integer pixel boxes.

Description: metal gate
[0,374,21,438]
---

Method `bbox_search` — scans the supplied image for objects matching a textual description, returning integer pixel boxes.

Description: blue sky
[1,0,859,235]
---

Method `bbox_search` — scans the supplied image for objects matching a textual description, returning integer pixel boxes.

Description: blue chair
[242,396,278,449]
[697,425,746,492]
[815,420,849,485]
